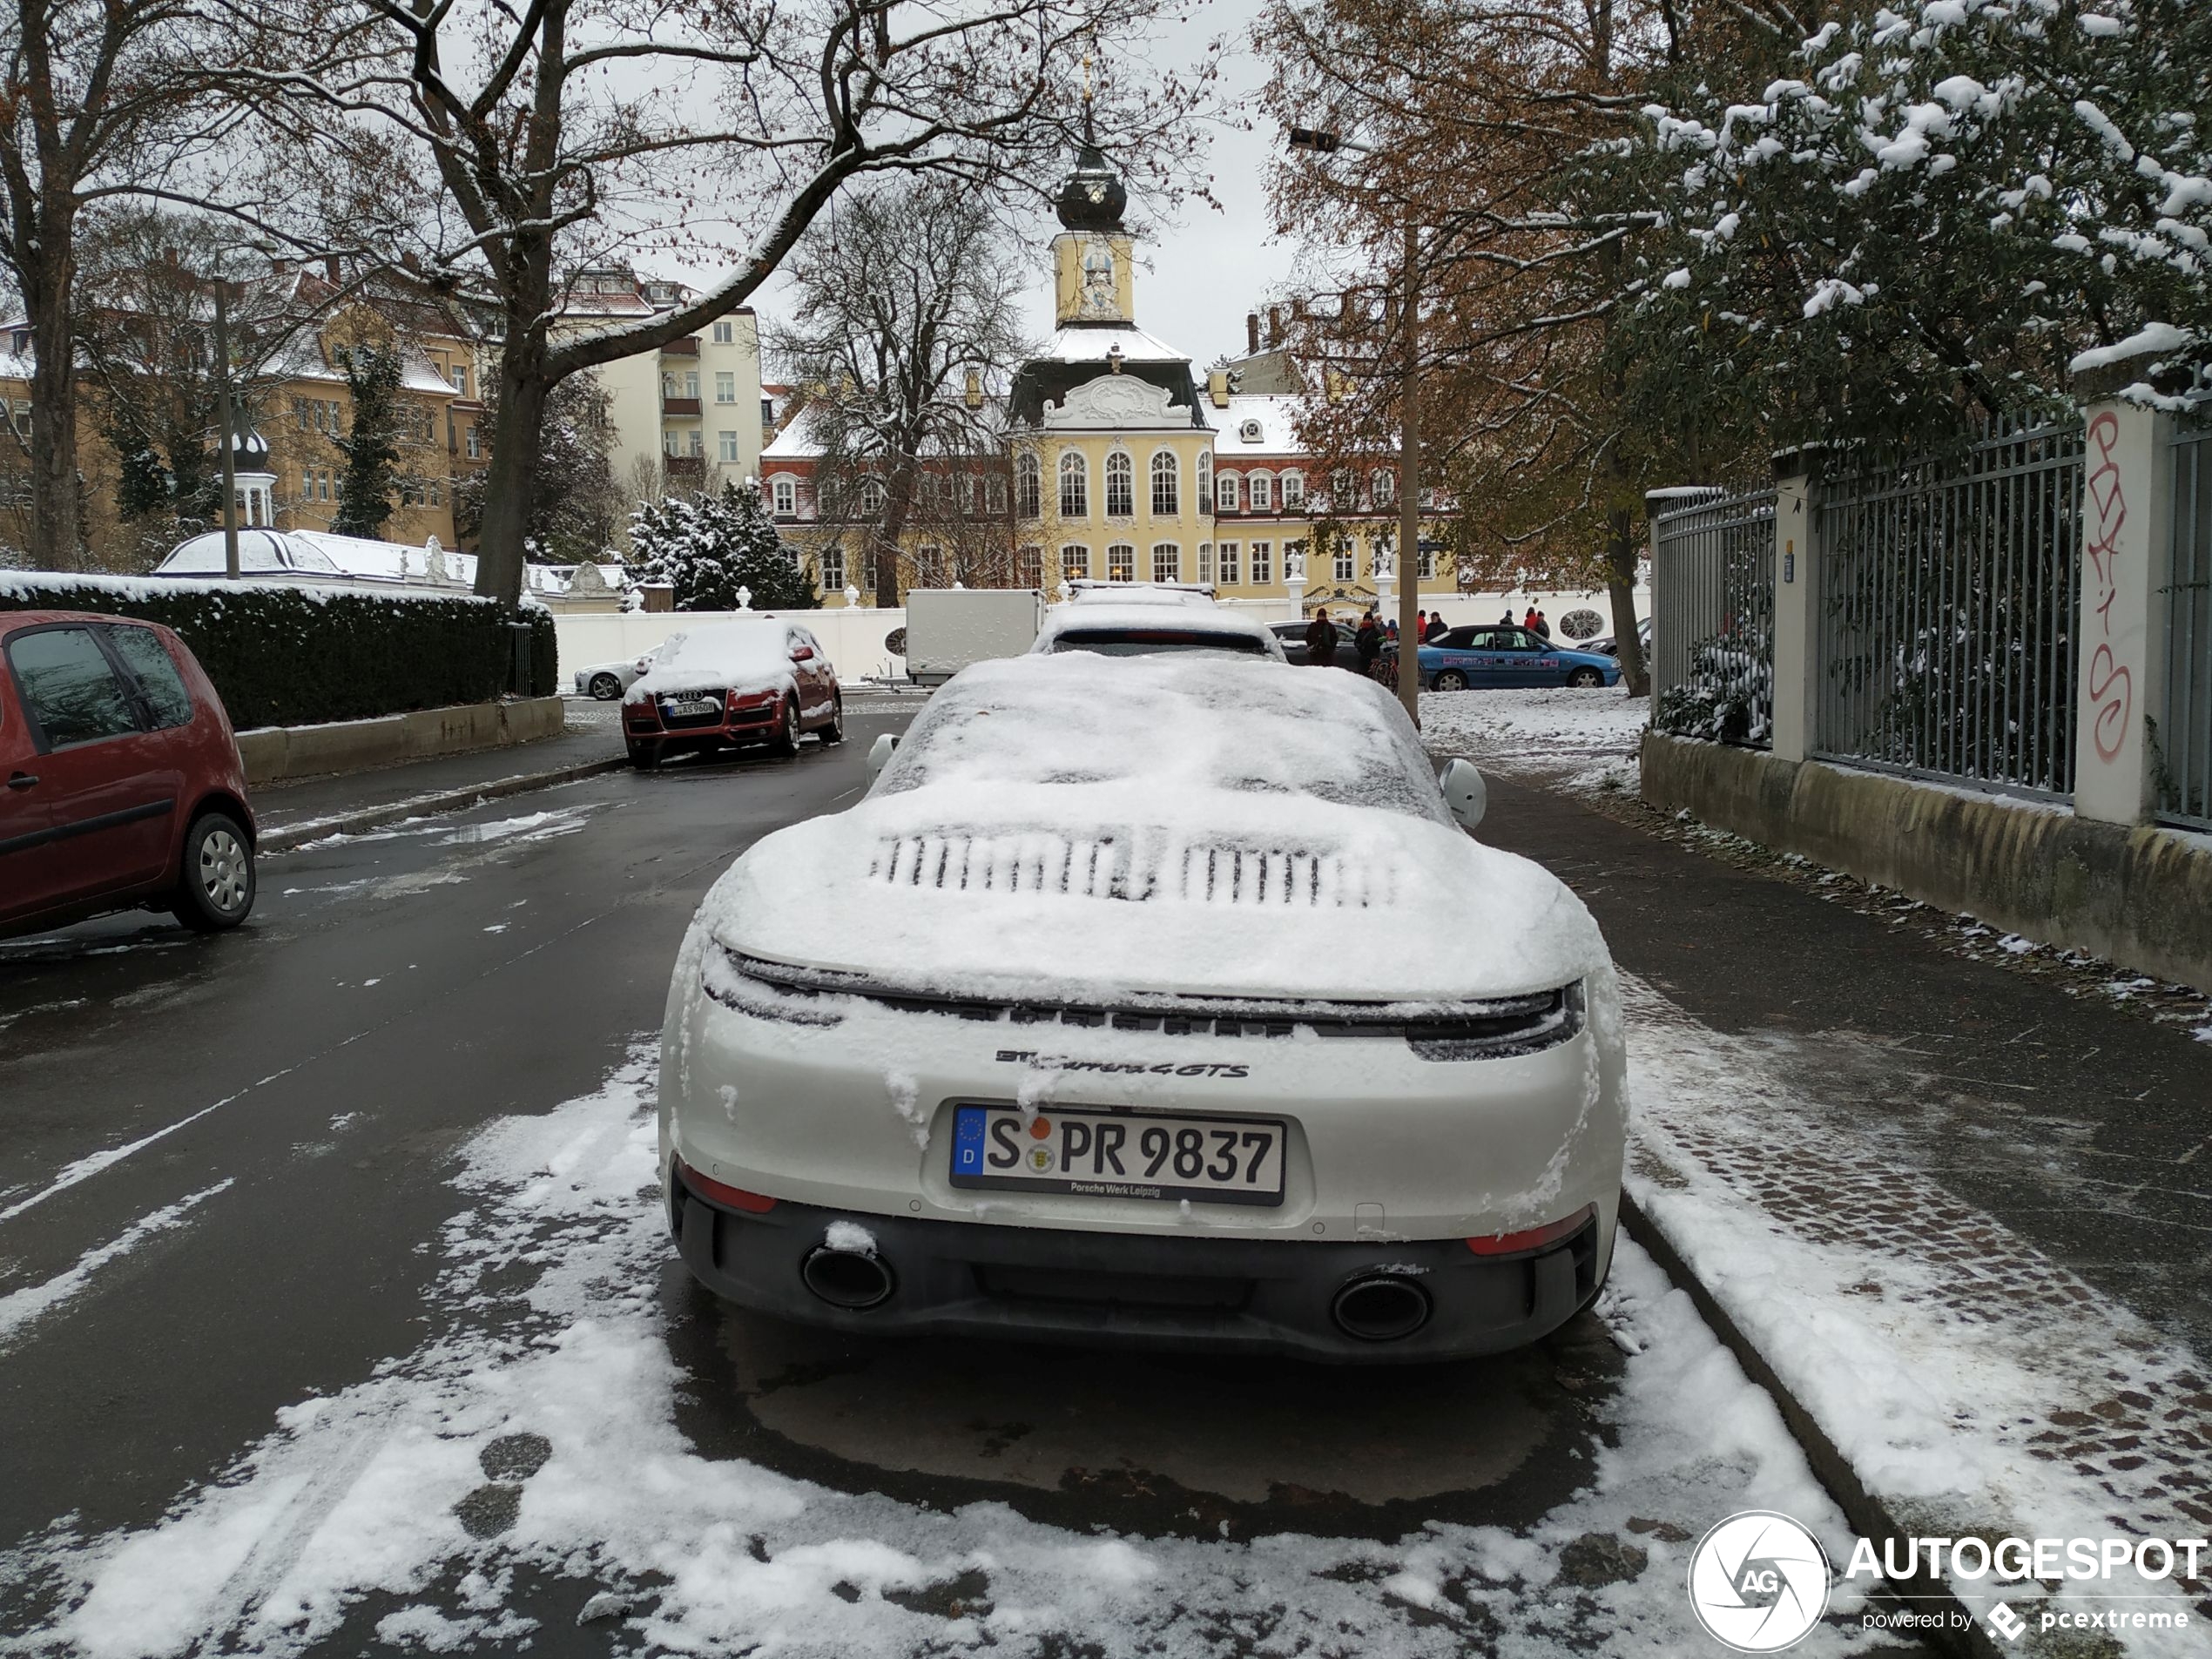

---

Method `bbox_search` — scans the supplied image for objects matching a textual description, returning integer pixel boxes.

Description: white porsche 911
[658,651,1625,1360]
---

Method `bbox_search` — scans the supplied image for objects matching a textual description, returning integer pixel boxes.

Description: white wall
[557,606,910,685]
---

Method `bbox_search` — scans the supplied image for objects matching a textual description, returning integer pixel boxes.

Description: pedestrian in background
[1355,612,1382,677]
[1415,609,1429,638]
[1424,611,1447,642]
[1534,610,1552,640]
[1523,604,1541,631]
[1384,617,1399,643]
[1499,607,1516,626]
[1305,608,1339,667]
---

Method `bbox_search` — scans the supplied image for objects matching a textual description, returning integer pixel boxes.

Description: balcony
[665,455,705,479]
[661,337,700,356]
[661,396,700,417]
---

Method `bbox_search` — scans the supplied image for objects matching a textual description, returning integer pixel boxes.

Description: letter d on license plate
[949,1104,1285,1207]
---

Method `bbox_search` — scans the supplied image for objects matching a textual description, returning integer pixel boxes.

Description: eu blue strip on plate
[952,1105,988,1175]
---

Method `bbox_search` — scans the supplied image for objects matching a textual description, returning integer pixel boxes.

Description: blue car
[1417,624,1622,691]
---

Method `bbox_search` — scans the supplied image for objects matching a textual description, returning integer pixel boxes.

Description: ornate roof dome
[1055,137,1127,233]
[225,419,272,473]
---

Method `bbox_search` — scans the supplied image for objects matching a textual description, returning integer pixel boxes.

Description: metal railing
[2163,422,2212,829]
[1651,488,1777,748]
[1814,417,2083,798]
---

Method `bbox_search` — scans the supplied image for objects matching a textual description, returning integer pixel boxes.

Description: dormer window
[1238,418,1263,443]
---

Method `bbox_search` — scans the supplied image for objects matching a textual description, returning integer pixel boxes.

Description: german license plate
[949,1105,1285,1206]
[664,697,717,717]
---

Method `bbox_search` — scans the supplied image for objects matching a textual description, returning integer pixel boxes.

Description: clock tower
[1051,127,1135,326]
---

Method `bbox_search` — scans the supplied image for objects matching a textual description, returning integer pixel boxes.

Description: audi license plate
[949,1104,1285,1206]
[663,697,718,718]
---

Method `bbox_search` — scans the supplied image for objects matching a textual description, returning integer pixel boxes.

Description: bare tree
[767,178,1029,605]
[282,0,1210,607]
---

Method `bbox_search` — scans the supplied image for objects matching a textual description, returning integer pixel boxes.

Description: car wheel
[772,698,802,757]
[818,693,845,745]
[1433,669,1469,692]
[172,811,255,932]
[627,740,659,772]
[588,671,623,700]
[1568,666,1605,688]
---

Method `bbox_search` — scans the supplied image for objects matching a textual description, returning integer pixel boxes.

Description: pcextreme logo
[1687,1512,1832,1652]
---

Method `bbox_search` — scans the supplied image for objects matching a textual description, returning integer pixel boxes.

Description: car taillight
[1465,1204,1594,1256]
[677,1158,776,1213]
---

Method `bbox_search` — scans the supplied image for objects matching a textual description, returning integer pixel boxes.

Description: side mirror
[1440,758,1487,832]
[789,645,815,662]
[867,732,898,782]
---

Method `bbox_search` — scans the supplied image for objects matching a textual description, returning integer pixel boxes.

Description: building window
[1217,471,1237,513]
[1372,467,1395,507]
[1062,543,1089,582]
[1058,451,1087,518]
[1017,545,1042,587]
[1250,541,1271,585]
[1151,543,1179,583]
[820,544,845,592]
[663,430,681,458]
[1281,471,1305,509]
[1104,450,1133,516]
[712,320,734,344]
[1334,536,1355,582]
[1197,543,1213,583]
[715,372,735,404]
[1218,542,1240,584]
[988,474,1008,515]
[687,430,705,458]
[1150,450,1178,517]
[1331,469,1353,509]
[1197,451,1211,510]
[684,371,700,400]
[718,430,740,462]
[1107,543,1135,581]
[1419,541,1436,579]
[772,475,796,516]
[858,476,886,516]
[465,426,480,459]
[454,364,469,399]
[1249,473,1271,513]
[915,546,945,587]
[1016,454,1041,518]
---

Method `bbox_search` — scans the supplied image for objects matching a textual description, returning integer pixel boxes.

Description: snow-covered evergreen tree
[630,482,816,610]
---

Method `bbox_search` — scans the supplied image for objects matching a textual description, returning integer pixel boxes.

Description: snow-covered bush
[1654,626,1774,747]
[629,482,817,611]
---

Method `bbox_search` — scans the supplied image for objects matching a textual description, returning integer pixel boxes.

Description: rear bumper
[670,1177,1608,1364]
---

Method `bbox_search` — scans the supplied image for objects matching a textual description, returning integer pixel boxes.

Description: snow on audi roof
[1032,601,1284,659]
[695,652,1607,1004]
[626,618,797,703]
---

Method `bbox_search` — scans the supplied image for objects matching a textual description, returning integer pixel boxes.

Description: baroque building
[761,138,1438,610]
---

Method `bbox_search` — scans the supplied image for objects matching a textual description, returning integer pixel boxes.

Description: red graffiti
[2083,411,2132,764]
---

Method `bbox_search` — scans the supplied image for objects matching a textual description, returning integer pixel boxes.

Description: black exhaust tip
[1332,1274,1432,1341]
[801,1246,894,1310]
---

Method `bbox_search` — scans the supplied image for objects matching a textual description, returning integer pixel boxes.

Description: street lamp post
[1287,125,1422,730]
[211,280,240,580]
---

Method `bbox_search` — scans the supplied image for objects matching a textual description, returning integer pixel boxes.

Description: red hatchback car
[1,610,257,940]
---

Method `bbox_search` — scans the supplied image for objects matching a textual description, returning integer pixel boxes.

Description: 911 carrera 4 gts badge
[995,1050,1251,1079]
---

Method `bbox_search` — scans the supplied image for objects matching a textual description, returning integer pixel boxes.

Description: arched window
[1248,472,1272,513]
[1217,470,1238,514]
[1197,451,1211,510]
[1105,450,1134,516]
[1107,543,1135,581]
[1372,467,1395,507]
[1150,543,1180,583]
[858,476,887,517]
[1061,543,1089,582]
[1015,453,1041,518]
[1330,469,1353,509]
[1280,470,1305,509]
[1058,451,1088,518]
[1150,450,1179,517]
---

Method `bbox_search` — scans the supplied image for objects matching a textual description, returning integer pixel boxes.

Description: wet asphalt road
[0,705,1635,1642]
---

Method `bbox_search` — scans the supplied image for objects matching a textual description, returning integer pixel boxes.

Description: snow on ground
[5,1042,1890,1659]
[1420,689,1649,795]
[1625,976,2212,1652]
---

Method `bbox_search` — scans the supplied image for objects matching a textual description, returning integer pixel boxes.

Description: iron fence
[1651,488,1777,748]
[1814,417,2083,798]
[2163,422,2212,830]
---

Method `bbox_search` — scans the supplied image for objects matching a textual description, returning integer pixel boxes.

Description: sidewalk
[253,702,627,843]
[1434,688,2212,1650]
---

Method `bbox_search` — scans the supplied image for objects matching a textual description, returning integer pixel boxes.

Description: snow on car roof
[1033,602,1284,658]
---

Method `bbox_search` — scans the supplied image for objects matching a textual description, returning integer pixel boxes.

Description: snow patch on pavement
[8,1042,1888,1659]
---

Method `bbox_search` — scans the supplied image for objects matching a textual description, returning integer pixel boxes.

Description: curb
[258,755,631,853]
[1619,1189,1999,1659]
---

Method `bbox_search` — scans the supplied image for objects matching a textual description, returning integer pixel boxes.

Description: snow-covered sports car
[658,651,1625,1360]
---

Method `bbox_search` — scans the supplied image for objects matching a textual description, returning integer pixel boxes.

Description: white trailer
[902,589,1044,685]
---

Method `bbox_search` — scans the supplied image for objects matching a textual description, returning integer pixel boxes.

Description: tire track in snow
[0,1179,234,1347]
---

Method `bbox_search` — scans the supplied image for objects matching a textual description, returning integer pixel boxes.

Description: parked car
[574,647,656,701]
[657,651,1626,1361]
[1417,625,1622,691]
[622,617,841,769]
[1588,619,1653,659]
[1032,595,1284,659]
[1268,618,1362,668]
[1,610,256,940]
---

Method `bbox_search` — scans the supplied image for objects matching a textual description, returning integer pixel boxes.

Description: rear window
[1048,629,1272,657]
[105,625,194,728]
